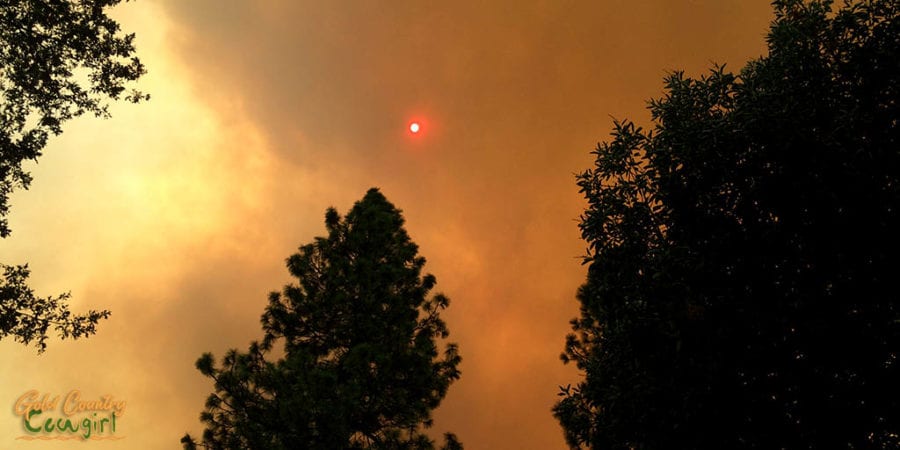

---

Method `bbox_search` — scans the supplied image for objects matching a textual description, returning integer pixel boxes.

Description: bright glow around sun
[409,122,420,133]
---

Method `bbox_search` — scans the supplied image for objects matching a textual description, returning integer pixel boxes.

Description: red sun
[409,122,421,134]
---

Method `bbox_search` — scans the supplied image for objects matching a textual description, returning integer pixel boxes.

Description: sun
[409,122,420,134]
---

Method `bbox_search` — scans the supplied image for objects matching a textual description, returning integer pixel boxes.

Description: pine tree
[183,189,462,450]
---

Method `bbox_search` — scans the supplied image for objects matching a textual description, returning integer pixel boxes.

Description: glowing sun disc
[409,122,421,133]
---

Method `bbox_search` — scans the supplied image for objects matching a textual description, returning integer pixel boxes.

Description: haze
[0,1,772,448]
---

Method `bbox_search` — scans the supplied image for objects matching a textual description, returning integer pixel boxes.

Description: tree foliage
[1,0,147,237]
[556,0,899,448]
[0,0,145,350]
[183,189,462,450]
[0,264,109,352]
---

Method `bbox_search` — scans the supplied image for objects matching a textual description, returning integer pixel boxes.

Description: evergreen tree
[183,189,462,450]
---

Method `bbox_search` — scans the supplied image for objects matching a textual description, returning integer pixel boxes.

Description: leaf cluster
[556,1,899,448]
[0,0,146,352]
[0,264,109,352]
[0,0,147,237]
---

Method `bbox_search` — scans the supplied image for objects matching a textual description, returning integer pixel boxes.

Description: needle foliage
[183,189,462,450]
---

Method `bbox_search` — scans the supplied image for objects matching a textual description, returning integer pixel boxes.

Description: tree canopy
[182,188,462,450]
[0,0,145,350]
[555,0,898,448]
[1,0,147,237]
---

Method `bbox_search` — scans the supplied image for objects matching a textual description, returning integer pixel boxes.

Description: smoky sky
[0,1,772,449]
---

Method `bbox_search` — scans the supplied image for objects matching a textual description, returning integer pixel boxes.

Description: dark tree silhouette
[1,0,147,237]
[182,189,462,450]
[555,1,899,448]
[0,264,109,352]
[0,0,146,350]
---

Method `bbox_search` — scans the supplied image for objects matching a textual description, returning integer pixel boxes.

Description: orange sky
[0,1,773,448]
